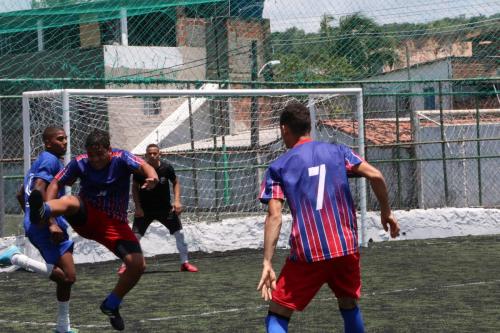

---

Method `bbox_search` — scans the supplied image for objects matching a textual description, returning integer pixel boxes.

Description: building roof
[321,110,500,145]
[160,109,500,152]
[321,119,413,145]
[367,56,495,79]
[0,0,224,34]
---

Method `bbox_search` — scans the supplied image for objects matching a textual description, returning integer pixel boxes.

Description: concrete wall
[417,123,500,208]
[365,59,454,114]
[5,207,500,263]
[103,45,207,150]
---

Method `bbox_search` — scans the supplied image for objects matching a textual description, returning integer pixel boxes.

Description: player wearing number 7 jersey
[257,101,400,333]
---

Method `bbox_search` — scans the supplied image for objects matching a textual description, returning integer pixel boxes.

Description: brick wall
[80,22,101,48]
[176,16,207,48]
[226,18,270,81]
[452,58,497,78]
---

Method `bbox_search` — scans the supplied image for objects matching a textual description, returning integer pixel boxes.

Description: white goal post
[22,88,368,245]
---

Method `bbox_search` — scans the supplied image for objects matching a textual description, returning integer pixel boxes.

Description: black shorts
[133,210,183,236]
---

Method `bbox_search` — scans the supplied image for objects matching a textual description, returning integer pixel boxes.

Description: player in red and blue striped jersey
[257,102,400,333]
[28,129,158,331]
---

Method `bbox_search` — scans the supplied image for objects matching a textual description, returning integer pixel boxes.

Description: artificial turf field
[0,234,499,332]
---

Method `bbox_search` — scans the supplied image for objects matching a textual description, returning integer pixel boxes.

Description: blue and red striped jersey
[55,149,145,221]
[259,139,363,263]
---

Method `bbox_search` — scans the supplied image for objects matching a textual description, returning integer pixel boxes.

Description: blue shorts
[24,213,74,265]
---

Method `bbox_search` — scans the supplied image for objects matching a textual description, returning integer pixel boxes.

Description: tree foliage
[270,12,499,82]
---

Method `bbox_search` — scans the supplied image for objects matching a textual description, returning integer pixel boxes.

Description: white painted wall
[1,208,499,266]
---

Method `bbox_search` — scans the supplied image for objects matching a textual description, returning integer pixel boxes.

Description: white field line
[1,279,499,329]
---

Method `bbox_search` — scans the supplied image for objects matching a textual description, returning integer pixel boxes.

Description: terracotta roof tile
[321,115,500,145]
[321,119,413,145]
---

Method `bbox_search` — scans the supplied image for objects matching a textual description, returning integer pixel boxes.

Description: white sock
[10,253,54,278]
[174,230,189,264]
[56,301,71,333]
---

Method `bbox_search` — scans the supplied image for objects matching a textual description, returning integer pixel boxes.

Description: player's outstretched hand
[49,218,64,244]
[142,177,158,190]
[257,263,277,301]
[381,213,400,238]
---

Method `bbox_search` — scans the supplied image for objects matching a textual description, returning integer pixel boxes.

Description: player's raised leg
[28,190,81,223]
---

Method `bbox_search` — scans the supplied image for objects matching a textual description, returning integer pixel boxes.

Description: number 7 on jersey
[308,164,326,210]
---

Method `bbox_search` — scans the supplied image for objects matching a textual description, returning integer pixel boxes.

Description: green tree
[331,13,397,76]
[273,53,358,82]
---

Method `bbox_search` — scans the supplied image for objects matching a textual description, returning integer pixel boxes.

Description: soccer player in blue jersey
[257,102,400,333]
[28,129,158,331]
[0,126,77,333]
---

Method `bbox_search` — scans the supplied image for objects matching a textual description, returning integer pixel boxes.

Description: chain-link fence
[1,79,498,235]
[0,0,498,236]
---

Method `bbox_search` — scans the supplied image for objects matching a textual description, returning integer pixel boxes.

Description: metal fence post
[475,95,483,206]
[0,101,4,237]
[395,94,402,208]
[438,82,449,206]
[187,83,200,219]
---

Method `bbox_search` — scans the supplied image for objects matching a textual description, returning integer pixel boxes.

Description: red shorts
[69,202,138,254]
[271,253,361,311]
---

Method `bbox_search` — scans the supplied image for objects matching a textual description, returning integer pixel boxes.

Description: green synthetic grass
[1,235,500,332]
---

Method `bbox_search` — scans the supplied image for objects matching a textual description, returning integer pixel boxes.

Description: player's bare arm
[171,177,182,215]
[32,178,64,242]
[137,163,159,190]
[46,178,62,201]
[257,198,283,301]
[351,161,400,238]
[131,180,144,217]
[16,183,25,212]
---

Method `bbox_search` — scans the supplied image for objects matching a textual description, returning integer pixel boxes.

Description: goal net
[22,88,366,238]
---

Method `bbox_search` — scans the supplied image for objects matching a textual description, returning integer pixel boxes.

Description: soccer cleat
[0,245,21,266]
[180,262,198,272]
[54,329,79,333]
[28,189,45,224]
[117,263,127,275]
[100,301,125,331]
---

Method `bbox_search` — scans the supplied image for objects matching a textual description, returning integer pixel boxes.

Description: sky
[0,0,498,33]
[263,0,500,32]
[0,0,31,12]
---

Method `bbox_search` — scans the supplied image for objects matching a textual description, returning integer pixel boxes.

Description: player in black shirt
[118,143,198,274]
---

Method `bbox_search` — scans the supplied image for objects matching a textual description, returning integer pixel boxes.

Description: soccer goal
[22,88,368,243]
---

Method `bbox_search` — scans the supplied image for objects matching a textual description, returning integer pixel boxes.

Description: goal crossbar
[23,88,362,98]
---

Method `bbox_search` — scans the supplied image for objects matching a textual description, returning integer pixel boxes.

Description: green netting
[0,1,224,33]
[0,0,498,231]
